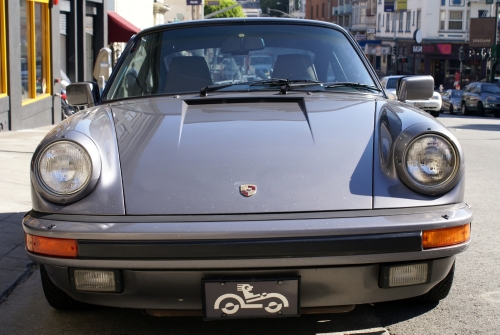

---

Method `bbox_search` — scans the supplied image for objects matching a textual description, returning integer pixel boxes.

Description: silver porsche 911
[23,18,471,319]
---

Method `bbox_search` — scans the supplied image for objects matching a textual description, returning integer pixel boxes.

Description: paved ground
[0,126,53,302]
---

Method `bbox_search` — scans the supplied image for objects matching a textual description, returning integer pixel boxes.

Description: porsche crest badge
[240,184,257,197]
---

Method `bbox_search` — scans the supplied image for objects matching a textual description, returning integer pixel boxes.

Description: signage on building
[367,28,376,34]
[355,35,367,41]
[187,0,202,5]
[469,17,496,47]
[384,0,395,12]
[411,44,452,55]
[206,0,220,5]
[396,0,407,11]
[365,44,391,56]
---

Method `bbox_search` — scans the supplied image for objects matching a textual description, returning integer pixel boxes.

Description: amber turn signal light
[25,233,78,258]
[422,223,470,249]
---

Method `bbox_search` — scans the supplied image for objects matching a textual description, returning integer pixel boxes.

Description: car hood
[112,94,375,215]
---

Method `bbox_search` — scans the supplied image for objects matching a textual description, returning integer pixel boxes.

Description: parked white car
[380,75,442,117]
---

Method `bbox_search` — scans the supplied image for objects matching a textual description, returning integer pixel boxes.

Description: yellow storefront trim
[43,2,51,95]
[21,93,51,106]
[0,0,7,94]
[24,0,51,100]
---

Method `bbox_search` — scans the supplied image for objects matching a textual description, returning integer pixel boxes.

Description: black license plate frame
[202,277,300,320]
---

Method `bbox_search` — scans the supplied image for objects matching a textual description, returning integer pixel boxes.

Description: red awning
[108,11,141,43]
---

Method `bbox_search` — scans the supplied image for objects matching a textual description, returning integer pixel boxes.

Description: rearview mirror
[221,37,265,54]
[66,82,96,108]
[397,76,434,102]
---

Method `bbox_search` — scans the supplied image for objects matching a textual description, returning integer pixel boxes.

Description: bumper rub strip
[78,232,422,260]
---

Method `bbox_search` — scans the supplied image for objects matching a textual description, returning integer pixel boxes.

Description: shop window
[448,11,463,30]
[20,0,51,102]
[0,0,6,95]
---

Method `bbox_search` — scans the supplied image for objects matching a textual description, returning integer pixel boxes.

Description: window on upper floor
[20,0,51,102]
[417,10,421,29]
[478,10,488,17]
[386,13,390,31]
[322,3,325,19]
[440,10,446,30]
[441,0,445,5]
[0,0,6,96]
[345,15,350,27]
[398,11,403,31]
[449,11,463,30]
[466,10,470,30]
[450,0,464,6]
[310,6,313,19]
[412,11,415,26]
[378,13,381,31]
[316,5,318,19]
[406,10,410,31]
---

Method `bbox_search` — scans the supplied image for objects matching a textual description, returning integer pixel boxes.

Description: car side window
[474,85,481,94]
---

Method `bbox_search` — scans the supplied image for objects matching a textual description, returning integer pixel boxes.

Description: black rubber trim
[29,203,467,223]
[77,232,422,260]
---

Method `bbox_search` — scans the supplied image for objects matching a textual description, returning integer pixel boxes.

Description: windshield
[482,84,500,94]
[451,91,462,98]
[105,24,375,100]
[386,78,399,90]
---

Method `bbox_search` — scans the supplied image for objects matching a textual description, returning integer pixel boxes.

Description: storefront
[0,0,108,132]
[399,42,487,90]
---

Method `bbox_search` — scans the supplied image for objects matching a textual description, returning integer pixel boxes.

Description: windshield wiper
[200,82,244,97]
[249,78,323,86]
[325,82,382,92]
[200,79,323,96]
[250,79,323,94]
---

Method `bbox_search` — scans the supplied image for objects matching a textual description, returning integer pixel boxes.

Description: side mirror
[396,76,434,102]
[93,47,112,81]
[66,82,96,107]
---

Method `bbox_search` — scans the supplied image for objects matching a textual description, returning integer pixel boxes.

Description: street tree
[204,0,246,18]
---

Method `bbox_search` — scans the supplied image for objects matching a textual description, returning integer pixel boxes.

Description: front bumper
[24,203,472,309]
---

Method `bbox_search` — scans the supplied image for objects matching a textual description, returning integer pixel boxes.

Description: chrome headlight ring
[394,124,463,196]
[31,131,102,204]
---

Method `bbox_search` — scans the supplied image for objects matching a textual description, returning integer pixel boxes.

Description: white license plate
[414,102,425,107]
[203,278,300,319]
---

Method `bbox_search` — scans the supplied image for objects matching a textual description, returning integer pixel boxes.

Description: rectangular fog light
[71,269,121,292]
[380,261,432,288]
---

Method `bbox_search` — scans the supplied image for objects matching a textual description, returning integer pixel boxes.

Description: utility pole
[489,1,499,82]
[393,11,398,75]
[459,46,464,89]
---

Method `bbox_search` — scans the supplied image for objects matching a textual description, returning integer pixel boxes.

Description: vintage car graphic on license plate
[203,279,300,319]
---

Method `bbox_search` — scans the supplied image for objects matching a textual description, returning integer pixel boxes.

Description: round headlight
[403,134,459,194]
[37,141,92,195]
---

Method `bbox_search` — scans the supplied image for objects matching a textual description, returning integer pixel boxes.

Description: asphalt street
[0,114,499,334]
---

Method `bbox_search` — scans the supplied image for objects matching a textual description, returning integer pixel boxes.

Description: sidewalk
[0,126,53,302]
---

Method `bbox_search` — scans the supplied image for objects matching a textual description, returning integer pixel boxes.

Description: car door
[469,83,481,110]
[441,90,450,111]
[464,83,476,110]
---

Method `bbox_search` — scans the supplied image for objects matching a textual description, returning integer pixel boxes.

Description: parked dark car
[461,82,500,117]
[24,18,471,320]
[441,89,463,115]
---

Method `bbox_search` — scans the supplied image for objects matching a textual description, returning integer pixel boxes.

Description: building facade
[375,0,493,88]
